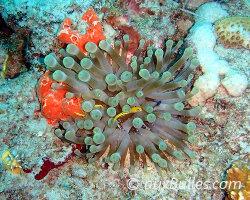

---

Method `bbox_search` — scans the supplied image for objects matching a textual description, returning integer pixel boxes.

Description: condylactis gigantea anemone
[44,35,201,175]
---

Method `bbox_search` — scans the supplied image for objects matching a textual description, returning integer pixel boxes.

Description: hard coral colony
[225,159,250,200]
[40,33,202,174]
[214,16,250,49]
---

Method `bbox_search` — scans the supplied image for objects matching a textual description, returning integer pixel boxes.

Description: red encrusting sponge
[57,9,106,52]
[37,71,84,125]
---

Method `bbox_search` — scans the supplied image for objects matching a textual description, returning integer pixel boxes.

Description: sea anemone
[44,35,201,174]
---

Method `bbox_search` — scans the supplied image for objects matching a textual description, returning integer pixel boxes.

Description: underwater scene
[0,0,249,199]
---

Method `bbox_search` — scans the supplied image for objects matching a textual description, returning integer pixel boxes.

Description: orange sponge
[62,97,84,119]
[57,9,106,52]
[37,71,84,125]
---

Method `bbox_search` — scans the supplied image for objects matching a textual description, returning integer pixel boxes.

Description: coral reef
[0,0,249,199]
[0,0,97,64]
[1,32,30,79]
[42,34,202,175]
[187,2,248,106]
[57,9,105,52]
[194,2,229,23]
[224,157,249,200]
[105,0,179,48]
[0,14,30,79]
[214,16,250,49]
[183,0,213,10]
[225,0,250,17]
[0,14,13,38]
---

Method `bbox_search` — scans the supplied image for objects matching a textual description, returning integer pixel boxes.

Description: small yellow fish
[1,54,9,79]
[130,107,142,113]
[94,104,104,110]
[113,111,129,123]
[74,104,104,117]
[113,106,142,123]
[74,112,85,117]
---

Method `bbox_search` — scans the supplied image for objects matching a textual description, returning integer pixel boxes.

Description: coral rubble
[0,14,30,79]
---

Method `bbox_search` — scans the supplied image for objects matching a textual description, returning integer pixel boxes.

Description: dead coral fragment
[225,158,250,200]
[44,35,201,174]
[214,16,250,49]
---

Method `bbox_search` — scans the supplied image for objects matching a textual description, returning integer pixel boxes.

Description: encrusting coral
[224,158,250,200]
[214,16,250,49]
[40,34,202,174]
